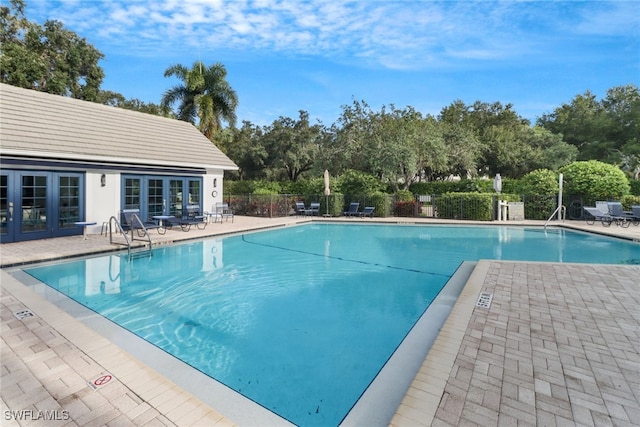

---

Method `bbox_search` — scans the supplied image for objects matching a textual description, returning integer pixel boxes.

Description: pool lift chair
[343,202,360,217]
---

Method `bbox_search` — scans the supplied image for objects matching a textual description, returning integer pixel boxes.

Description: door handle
[8,202,13,221]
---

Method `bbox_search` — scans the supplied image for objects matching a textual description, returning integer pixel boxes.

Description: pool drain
[476,292,493,309]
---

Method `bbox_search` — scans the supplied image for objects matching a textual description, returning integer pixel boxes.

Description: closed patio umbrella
[493,173,502,194]
[324,170,330,216]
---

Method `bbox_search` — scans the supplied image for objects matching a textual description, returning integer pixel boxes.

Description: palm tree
[162,61,238,140]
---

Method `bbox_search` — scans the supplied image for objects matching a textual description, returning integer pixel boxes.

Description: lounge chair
[359,206,375,218]
[343,202,360,217]
[607,202,632,228]
[595,201,609,216]
[306,202,320,216]
[121,209,164,236]
[608,202,632,218]
[295,202,307,216]
[629,206,640,225]
[165,205,207,231]
[583,206,629,228]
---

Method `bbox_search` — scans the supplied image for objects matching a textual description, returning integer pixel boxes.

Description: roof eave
[0,148,239,171]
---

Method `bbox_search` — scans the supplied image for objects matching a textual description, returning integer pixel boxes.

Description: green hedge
[434,193,494,220]
[523,194,557,220]
[409,179,510,195]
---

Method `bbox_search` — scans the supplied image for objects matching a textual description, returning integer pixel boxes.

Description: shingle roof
[0,83,238,171]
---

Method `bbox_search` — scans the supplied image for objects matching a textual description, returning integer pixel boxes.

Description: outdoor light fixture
[100,174,106,187]
[213,178,217,188]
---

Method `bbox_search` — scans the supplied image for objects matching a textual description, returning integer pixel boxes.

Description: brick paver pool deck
[1,217,639,426]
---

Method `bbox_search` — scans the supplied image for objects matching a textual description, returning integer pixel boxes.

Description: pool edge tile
[389,259,488,426]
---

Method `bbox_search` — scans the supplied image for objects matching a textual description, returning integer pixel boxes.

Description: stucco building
[0,83,238,243]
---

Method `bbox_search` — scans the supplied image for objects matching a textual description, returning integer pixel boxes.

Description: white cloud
[27,0,639,71]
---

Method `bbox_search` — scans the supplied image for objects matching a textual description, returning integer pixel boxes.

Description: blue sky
[27,0,639,126]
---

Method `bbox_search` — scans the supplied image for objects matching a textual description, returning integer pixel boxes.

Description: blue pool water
[24,224,640,425]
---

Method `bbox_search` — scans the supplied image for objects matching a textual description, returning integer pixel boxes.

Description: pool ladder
[108,215,153,260]
[544,205,566,231]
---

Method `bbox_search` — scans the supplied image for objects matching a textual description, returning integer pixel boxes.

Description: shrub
[621,195,640,209]
[395,189,414,202]
[366,191,390,217]
[252,180,282,194]
[517,169,559,195]
[434,193,493,220]
[523,194,557,220]
[253,187,278,195]
[395,200,416,216]
[339,169,384,195]
[410,180,469,195]
[560,161,630,205]
[225,180,254,194]
[324,193,345,217]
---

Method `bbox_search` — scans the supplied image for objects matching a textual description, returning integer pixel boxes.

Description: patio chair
[121,209,164,236]
[295,202,307,216]
[216,202,234,223]
[343,202,360,217]
[306,202,320,216]
[359,206,375,218]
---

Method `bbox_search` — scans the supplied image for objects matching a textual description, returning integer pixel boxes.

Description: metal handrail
[129,213,153,258]
[108,216,131,258]
[108,215,153,259]
[544,205,566,230]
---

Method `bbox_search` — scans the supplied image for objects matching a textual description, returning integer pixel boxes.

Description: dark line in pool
[241,234,450,278]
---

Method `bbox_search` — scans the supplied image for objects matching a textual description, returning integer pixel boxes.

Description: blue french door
[122,175,202,220]
[0,171,84,243]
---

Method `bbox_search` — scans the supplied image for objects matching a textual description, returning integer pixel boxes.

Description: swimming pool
[22,224,640,425]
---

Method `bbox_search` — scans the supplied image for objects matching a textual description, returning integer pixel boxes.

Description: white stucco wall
[85,170,120,234]
[203,170,225,213]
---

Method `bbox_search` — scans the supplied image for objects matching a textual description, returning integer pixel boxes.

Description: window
[21,175,47,232]
[124,178,141,209]
[188,180,201,205]
[58,175,80,228]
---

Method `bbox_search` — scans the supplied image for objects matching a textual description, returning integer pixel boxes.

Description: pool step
[129,246,152,260]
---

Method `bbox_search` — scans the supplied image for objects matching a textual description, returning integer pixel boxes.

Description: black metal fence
[224,193,570,221]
